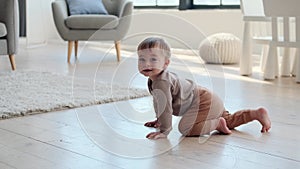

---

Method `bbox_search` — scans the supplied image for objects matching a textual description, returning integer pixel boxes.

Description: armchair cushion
[66,15,118,29]
[66,0,108,15]
[0,23,7,37]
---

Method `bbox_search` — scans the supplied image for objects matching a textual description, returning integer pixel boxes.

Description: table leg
[294,49,300,82]
[240,21,253,75]
[281,48,291,76]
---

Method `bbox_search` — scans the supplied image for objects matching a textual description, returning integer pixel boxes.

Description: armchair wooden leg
[74,40,78,60]
[9,54,16,70]
[68,41,74,63]
[115,41,121,62]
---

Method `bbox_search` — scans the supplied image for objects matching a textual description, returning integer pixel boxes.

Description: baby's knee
[178,120,193,136]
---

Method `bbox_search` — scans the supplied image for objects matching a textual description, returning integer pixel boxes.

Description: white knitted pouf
[199,33,241,64]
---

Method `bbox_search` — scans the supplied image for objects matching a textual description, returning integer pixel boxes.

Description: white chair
[239,0,271,75]
[262,0,300,82]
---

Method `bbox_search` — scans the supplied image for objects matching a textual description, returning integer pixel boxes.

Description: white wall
[26,0,58,47]
[124,9,244,49]
[41,7,244,50]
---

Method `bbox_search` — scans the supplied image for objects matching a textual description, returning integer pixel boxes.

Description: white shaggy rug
[0,71,149,119]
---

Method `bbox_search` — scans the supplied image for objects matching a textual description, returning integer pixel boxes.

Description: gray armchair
[0,0,19,70]
[52,0,133,63]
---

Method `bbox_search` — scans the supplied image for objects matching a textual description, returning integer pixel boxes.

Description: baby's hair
[137,37,171,59]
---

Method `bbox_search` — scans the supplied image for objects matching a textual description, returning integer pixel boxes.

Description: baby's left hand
[146,132,167,139]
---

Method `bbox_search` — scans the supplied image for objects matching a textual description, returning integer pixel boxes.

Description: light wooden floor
[0,40,299,169]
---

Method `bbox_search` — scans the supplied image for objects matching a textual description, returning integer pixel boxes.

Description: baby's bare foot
[216,117,232,134]
[254,107,271,133]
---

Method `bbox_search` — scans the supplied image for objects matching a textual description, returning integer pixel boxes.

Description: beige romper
[148,70,254,136]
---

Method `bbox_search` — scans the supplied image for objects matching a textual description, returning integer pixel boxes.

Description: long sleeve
[151,80,173,135]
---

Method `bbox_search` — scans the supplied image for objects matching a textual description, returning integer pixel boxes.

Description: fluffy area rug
[0,71,149,119]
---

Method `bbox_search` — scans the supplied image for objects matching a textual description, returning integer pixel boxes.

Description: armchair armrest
[52,0,69,40]
[117,0,133,18]
[103,0,133,18]
[113,0,133,38]
[0,0,19,54]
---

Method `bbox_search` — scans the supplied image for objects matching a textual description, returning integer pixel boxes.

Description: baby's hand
[144,120,160,128]
[146,132,166,140]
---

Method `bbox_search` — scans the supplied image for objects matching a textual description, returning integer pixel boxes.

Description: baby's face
[138,48,169,80]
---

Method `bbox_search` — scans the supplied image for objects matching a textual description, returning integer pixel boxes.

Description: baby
[137,36,271,139]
